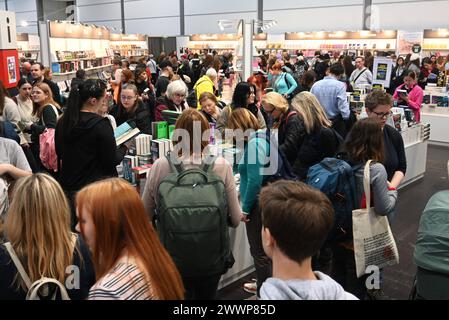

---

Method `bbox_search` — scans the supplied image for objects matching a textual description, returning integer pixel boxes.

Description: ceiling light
[20,21,28,27]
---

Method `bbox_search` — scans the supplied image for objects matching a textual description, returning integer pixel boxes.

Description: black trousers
[22,144,39,173]
[331,245,368,300]
[245,204,272,297]
[182,274,221,300]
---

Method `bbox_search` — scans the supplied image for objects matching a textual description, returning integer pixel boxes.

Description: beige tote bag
[353,160,399,278]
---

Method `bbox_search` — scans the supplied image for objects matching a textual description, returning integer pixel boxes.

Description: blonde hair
[261,92,289,114]
[291,92,331,134]
[5,174,74,290]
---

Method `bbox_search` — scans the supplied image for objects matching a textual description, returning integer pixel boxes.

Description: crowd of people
[0,47,443,300]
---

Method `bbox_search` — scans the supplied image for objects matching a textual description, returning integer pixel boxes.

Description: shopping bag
[353,160,399,278]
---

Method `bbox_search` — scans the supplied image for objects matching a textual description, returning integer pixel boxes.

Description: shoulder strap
[42,104,59,127]
[285,110,297,124]
[201,155,217,173]
[4,242,33,289]
[166,152,183,174]
[284,73,293,90]
[4,234,77,291]
[353,68,367,83]
[363,160,373,211]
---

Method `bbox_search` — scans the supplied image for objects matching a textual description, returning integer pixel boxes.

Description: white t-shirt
[350,68,373,86]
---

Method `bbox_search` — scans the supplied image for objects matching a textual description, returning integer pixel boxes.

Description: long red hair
[76,178,184,300]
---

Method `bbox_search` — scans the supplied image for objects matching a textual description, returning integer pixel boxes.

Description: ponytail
[60,79,106,139]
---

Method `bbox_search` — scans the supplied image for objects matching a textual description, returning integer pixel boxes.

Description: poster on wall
[373,57,393,88]
[7,56,17,84]
[397,31,423,55]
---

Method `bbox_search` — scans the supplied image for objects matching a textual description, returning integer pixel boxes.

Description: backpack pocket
[162,206,228,277]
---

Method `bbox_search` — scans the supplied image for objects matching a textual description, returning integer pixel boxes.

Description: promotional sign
[7,56,16,84]
[373,57,393,88]
[397,31,423,55]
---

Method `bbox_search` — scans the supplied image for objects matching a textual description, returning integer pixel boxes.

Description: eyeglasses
[372,111,393,119]
[121,95,137,101]
[174,93,186,99]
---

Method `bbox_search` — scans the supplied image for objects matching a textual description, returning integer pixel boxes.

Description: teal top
[238,130,270,214]
[269,72,298,95]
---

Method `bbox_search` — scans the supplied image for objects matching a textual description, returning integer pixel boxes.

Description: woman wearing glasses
[365,90,406,190]
[112,83,152,134]
[154,80,189,122]
[55,79,128,230]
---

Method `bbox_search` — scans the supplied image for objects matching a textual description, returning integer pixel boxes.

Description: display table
[218,224,254,289]
[421,104,449,147]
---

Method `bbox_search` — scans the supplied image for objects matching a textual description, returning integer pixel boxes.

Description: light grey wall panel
[126,17,180,36]
[264,5,364,33]
[185,12,257,35]
[78,2,121,22]
[184,0,256,15]
[371,0,449,30]
[124,0,179,18]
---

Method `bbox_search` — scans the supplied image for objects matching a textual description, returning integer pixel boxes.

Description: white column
[242,20,253,81]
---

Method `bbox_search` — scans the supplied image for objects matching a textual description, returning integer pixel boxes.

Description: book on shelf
[114,121,141,146]
[151,121,168,139]
[151,139,165,163]
[122,155,138,185]
[135,134,152,155]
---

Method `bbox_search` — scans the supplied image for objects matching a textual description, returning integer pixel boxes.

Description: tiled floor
[217,144,449,300]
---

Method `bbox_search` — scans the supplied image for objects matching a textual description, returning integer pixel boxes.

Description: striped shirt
[88,255,156,300]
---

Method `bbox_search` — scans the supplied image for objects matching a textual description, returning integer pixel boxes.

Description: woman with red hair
[247,73,268,105]
[76,178,185,300]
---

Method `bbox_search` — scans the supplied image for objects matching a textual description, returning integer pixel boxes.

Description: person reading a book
[55,79,127,230]
[111,83,151,135]
[393,70,424,123]
[418,57,439,89]
[365,91,406,190]
[154,80,188,122]
[199,92,221,124]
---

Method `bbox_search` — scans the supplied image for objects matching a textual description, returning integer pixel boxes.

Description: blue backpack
[255,128,298,185]
[306,157,360,243]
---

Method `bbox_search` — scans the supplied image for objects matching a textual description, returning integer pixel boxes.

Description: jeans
[182,274,221,300]
[246,204,272,297]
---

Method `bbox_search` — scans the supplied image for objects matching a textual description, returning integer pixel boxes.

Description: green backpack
[155,154,231,277]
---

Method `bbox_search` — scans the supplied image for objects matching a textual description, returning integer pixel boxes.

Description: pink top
[393,83,424,123]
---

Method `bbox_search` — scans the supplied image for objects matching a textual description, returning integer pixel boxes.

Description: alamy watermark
[170,121,280,176]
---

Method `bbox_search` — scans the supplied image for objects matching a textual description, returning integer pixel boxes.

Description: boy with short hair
[258,180,358,300]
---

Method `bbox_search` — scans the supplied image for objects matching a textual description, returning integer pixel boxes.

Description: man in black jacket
[31,63,62,106]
